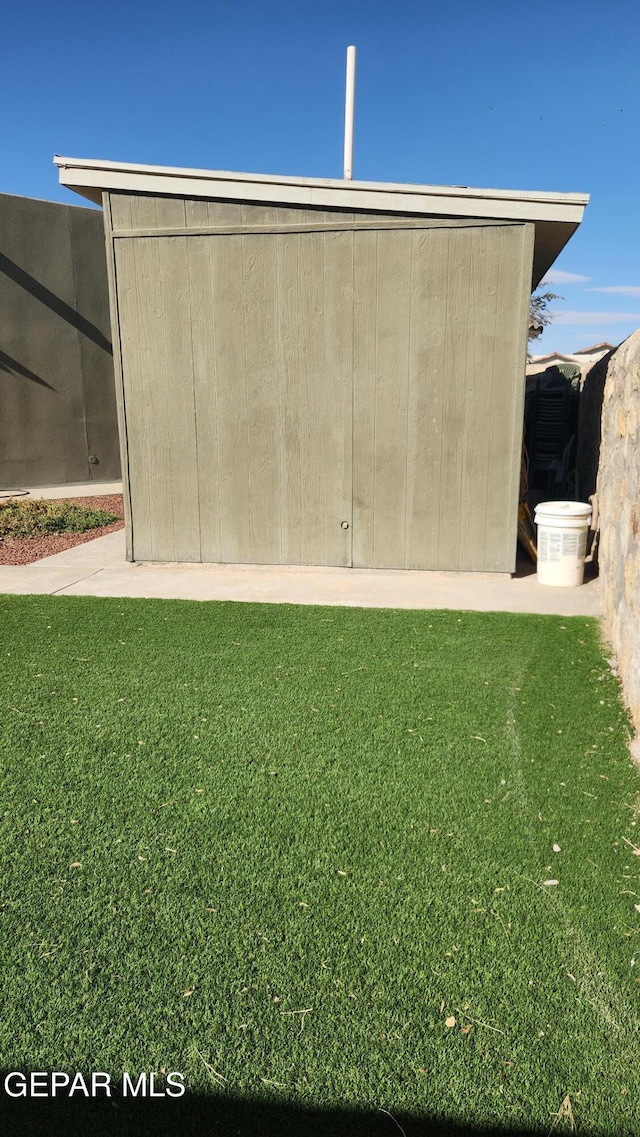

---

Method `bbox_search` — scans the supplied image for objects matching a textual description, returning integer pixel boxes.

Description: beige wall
[0,193,119,488]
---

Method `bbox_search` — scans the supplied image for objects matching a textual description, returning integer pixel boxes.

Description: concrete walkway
[0,481,123,500]
[0,483,601,615]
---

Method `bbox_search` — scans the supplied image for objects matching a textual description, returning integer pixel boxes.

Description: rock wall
[596,329,640,728]
[577,347,615,502]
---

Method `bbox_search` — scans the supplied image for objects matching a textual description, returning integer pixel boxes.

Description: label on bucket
[538,528,587,563]
[562,532,578,556]
[539,529,560,562]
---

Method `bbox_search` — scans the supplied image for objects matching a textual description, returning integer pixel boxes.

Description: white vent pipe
[343,46,356,180]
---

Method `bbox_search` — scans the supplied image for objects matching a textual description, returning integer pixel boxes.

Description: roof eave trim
[53,156,589,224]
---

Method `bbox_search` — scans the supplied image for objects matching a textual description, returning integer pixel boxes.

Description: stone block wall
[576,348,614,502]
[596,329,640,728]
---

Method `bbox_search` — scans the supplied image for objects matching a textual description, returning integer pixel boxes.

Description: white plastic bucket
[534,500,592,587]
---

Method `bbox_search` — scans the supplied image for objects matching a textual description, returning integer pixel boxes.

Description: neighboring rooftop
[573,342,616,355]
[526,343,617,379]
[529,352,581,365]
[530,343,616,366]
[54,155,589,289]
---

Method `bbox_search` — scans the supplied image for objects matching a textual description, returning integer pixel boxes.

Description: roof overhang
[54,155,589,290]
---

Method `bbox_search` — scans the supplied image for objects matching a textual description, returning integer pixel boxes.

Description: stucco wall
[0,192,120,488]
[596,329,640,728]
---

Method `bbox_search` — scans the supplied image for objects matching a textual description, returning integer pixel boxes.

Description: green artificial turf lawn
[0,596,639,1134]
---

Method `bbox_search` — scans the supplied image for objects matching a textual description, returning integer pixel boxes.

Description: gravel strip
[0,495,124,566]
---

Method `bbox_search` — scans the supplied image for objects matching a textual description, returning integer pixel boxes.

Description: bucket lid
[534,500,592,521]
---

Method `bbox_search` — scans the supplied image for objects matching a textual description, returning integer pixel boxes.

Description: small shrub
[0,499,121,539]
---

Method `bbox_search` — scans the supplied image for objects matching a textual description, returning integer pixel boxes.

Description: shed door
[115,230,353,565]
[350,223,531,571]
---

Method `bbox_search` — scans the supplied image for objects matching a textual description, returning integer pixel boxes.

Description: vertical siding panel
[187,235,221,561]
[207,200,244,226]
[103,195,133,561]
[109,193,133,230]
[352,230,378,568]
[505,224,535,571]
[115,237,168,560]
[153,197,188,228]
[185,199,211,228]
[322,231,353,566]
[296,232,327,564]
[276,229,302,563]
[275,205,316,559]
[455,226,494,570]
[115,200,199,562]
[483,224,534,571]
[242,203,276,227]
[274,191,310,555]
[436,227,470,569]
[242,233,281,563]
[128,196,155,230]
[405,228,449,569]
[275,206,312,225]
[155,227,201,561]
[209,233,251,562]
[371,229,412,567]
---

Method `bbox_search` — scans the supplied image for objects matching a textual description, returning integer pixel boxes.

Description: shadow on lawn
[0,1078,596,1137]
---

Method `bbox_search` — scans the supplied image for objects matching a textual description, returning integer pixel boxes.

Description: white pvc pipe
[343,46,356,180]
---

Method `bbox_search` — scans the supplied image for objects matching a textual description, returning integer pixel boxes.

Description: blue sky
[3,0,639,354]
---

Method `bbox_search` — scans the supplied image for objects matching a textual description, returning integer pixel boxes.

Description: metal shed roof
[54,155,588,289]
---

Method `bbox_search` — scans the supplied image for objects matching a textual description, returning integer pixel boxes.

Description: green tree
[528,290,562,342]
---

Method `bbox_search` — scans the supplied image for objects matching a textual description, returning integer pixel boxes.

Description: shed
[55,156,588,572]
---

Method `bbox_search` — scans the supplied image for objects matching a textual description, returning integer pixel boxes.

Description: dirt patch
[0,495,124,565]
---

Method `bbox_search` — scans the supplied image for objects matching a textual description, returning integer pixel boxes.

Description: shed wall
[105,193,533,571]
